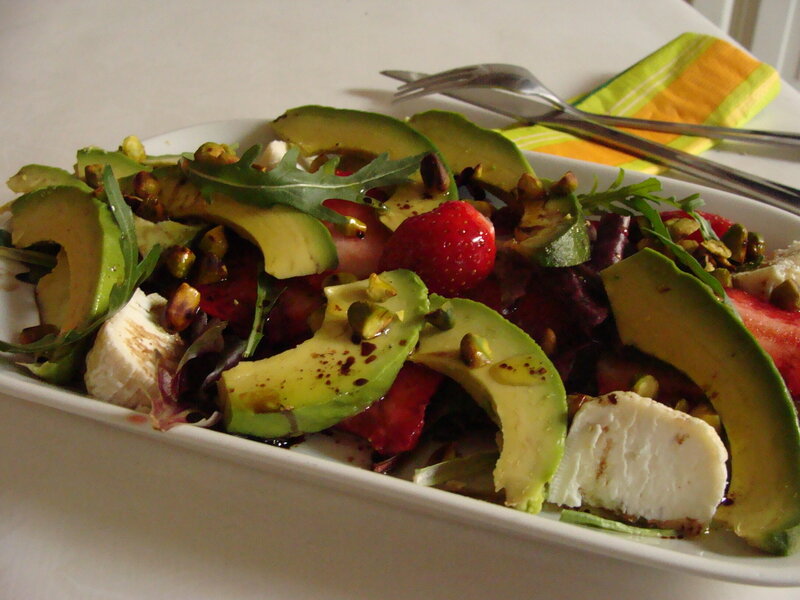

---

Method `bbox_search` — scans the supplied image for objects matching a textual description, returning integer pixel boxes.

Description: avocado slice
[75,147,150,179]
[271,105,457,230]
[601,249,800,555]
[408,110,535,200]
[11,186,126,334]
[133,216,205,258]
[153,167,338,279]
[511,190,591,268]
[410,296,567,513]
[6,164,91,194]
[219,269,429,438]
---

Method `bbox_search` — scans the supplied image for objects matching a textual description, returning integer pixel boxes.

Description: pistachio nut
[347,300,395,340]
[198,225,229,259]
[164,245,196,279]
[419,152,450,194]
[459,332,492,368]
[163,282,201,333]
[366,273,397,302]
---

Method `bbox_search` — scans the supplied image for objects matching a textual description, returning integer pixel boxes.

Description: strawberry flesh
[595,351,707,407]
[378,201,496,296]
[195,239,260,337]
[338,362,444,456]
[262,277,326,352]
[728,288,800,405]
[318,198,391,281]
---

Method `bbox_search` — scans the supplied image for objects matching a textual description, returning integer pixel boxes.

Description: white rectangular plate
[2,119,799,587]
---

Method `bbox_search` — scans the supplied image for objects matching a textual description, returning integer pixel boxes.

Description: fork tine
[394,73,471,97]
[393,76,474,102]
[394,65,481,93]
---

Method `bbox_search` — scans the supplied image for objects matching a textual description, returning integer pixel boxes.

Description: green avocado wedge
[219,269,429,438]
[408,110,535,201]
[511,190,591,268]
[410,296,567,514]
[11,186,126,334]
[153,167,338,279]
[9,185,126,383]
[6,164,91,194]
[75,146,150,179]
[601,249,800,555]
[271,105,457,230]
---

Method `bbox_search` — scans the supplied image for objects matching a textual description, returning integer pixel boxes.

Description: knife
[381,69,800,216]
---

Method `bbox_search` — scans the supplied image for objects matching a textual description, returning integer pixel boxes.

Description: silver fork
[383,67,800,216]
[391,63,800,148]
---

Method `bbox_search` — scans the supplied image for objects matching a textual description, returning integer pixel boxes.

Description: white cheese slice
[733,240,800,300]
[84,289,184,411]
[547,391,728,530]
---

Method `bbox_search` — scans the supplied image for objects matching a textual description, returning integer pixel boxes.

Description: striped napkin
[501,32,781,173]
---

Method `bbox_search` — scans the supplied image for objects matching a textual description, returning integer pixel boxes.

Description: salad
[2,106,800,556]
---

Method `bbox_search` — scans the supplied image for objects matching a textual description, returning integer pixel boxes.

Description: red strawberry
[728,288,800,403]
[262,277,325,351]
[595,352,706,406]
[338,362,443,455]
[378,201,496,296]
[196,239,260,337]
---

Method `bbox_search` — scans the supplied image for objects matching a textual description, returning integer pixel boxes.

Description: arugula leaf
[0,166,162,356]
[182,145,424,227]
[580,175,663,214]
[243,272,282,359]
[580,171,729,302]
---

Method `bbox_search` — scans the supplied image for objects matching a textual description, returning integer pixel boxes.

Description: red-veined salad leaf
[152,357,221,431]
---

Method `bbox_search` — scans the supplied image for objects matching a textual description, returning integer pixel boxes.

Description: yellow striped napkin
[501,32,781,173]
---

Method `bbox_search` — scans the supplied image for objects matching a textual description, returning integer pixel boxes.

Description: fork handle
[544,114,800,216]
[572,112,800,147]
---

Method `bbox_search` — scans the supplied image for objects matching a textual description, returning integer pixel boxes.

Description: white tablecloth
[1,1,799,598]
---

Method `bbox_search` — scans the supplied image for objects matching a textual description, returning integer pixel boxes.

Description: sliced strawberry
[262,277,325,351]
[728,288,800,401]
[319,198,391,281]
[195,240,260,337]
[378,201,496,296]
[338,363,444,456]
[462,275,504,313]
[595,351,706,406]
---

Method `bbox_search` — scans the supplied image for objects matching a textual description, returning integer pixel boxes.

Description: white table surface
[1,1,800,598]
